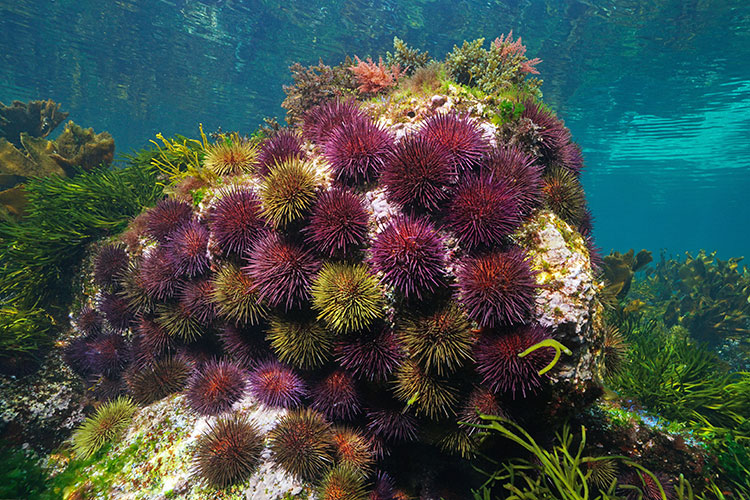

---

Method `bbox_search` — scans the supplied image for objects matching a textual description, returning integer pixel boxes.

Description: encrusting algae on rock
[15,34,630,498]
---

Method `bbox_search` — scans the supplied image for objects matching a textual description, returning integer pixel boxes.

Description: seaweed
[385,37,431,76]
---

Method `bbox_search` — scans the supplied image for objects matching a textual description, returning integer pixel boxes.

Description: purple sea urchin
[87,333,129,377]
[177,279,217,326]
[165,219,210,277]
[458,386,506,433]
[145,199,193,242]
[186,359,248,416]
[100,292,135,331]
[304,188,370,258]
[248,359,306,409]
[268,408,335,481]
[381,134,454,212]
[302,99,366,144]
[366,408,418,443]
[209,187,266,256]
[370,215,445,299]
[324,116,394,185]
[473,325,553,398]
[419,112,488,173]
[484,145,543,217]
[192,414,264,488]
[139,247,182,301]
[521,99,571,166]
[457,248,537,327]
[335,326,402,381]
[218,324,269,368]
[132,317,173,365]
[257,128,305,176]
[446,173,520,250]
[93,244,129,289]
[310,370,361,421]
[75,306,103,336]
[243,233,321,311]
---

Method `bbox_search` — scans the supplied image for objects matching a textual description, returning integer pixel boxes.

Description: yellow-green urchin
[203,138,259,176]
[72,396,137,459]
[210,262,268,326]
[266,315,334,370]
[269,408,335,481]
[311,262,385,334]
[260,157,319,228]
[393,359,459,420]
[316,464,368,500]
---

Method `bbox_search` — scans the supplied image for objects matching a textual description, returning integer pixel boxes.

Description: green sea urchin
[72,396,137,459]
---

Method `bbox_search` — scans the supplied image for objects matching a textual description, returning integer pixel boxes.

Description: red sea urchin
[446,173,521,250]
[164,219,210,277]
[257,128,305,176]
[186,359,248,416]
[419,111,488,173]
[370,215,446,299]
[243,233,321,311]
[335,325,403,382]
[304,188,370,258]
[484,145,543,217]
[380,134,455,213]
[139,247,182,301]
[93,244,129,289]
[302,99,367,144]
[310,370,361,421]
[248,359,306,409]
[144,199,194,242]
[324,116,394,186]
[473,325,553,398]
[177,279,217,326]
[457,247,537,327]
[209,187,266,256]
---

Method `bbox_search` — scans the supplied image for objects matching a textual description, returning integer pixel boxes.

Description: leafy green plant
[386,36,431,75]
[0,443,50,499]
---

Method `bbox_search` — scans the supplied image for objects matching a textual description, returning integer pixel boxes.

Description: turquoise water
[1,0,748,256]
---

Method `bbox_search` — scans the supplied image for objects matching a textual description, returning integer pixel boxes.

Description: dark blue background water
[1,0,748,258]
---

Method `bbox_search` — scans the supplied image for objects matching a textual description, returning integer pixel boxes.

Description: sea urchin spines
[72,396,137,459]
[203,138,259,176]
[218,324,270,368]
[317,464,368,500]
[139,246,182,301]
[210,262,268,326]
[99,292,135,331]
[331,427,375,473]
[521,99,572,166]
[87,332,130,377]
[154,302,203,342]
[127,356,190,405]
[541,166,587,227]
[93,244,129,289]
[397,304,474,376]
[132,316,173,365]
[335,326,403,382]
[310,370,361,421]
[257,128,305,176]
[243,233,321,312]
[381,134,455,213]
[457,247,537,327]
[304,188,370,258]
[186,359,248,416]
[302,99,367,144]
[484,145,543,217]
[164,219,210,277]
[210,187,266,256]
[473,325,553,398]
[419,111,489,173]
[193,413,264,488]
[259,157,319,229]
[75,306,104,336]
[393,359,459,420]
[458,386,505,433]
[266,316,333,370]
[311,262,385,334]
[324,116,394,186]
[145,199,194,242]
[247,359,306,409]
[178,279,217,326]
[446,173,521,250]
[370,215,446,300]
[365,407,419,443]
[269,408,335,481]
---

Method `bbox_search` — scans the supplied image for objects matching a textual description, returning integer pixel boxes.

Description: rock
[430,94,446,107]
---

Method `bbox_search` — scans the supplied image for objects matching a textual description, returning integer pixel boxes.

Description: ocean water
[1,0,748,257]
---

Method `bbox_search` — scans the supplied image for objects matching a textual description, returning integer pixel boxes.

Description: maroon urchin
[446,173,521,250]
[248,359,306,409]
[75,306,104,336]
[323,116,394,186]
[419,111,489,173]
[560,141,584,175]
[310,370,361,421]
[257,128,305,176]
[268,408,335,481]
[380,134,455,213]
[457,247,537,327]
[218,324,270,368]
[63,336,95,377]
[100,292,135,331]
[473,325,553,398]
[335,326,403,382]
[144,199,194,242]
[131,317,173,367]
[302,99,366,144]
[209,188,266,256]
[177,279,217,326]
[304,188,370,258]
[484,145,543,217]
[243,233,321,311]
[87,333,130,377]
[186,359,248,416]
[165,219,210,277]
[370,215,446,299]
[458,386,507,433]
[139,247,182,301]
[93,244,129,289]
[366,407,419,443]
[521,99,571,166]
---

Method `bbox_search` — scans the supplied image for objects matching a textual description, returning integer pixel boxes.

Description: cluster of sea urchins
[66,96,597,495]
